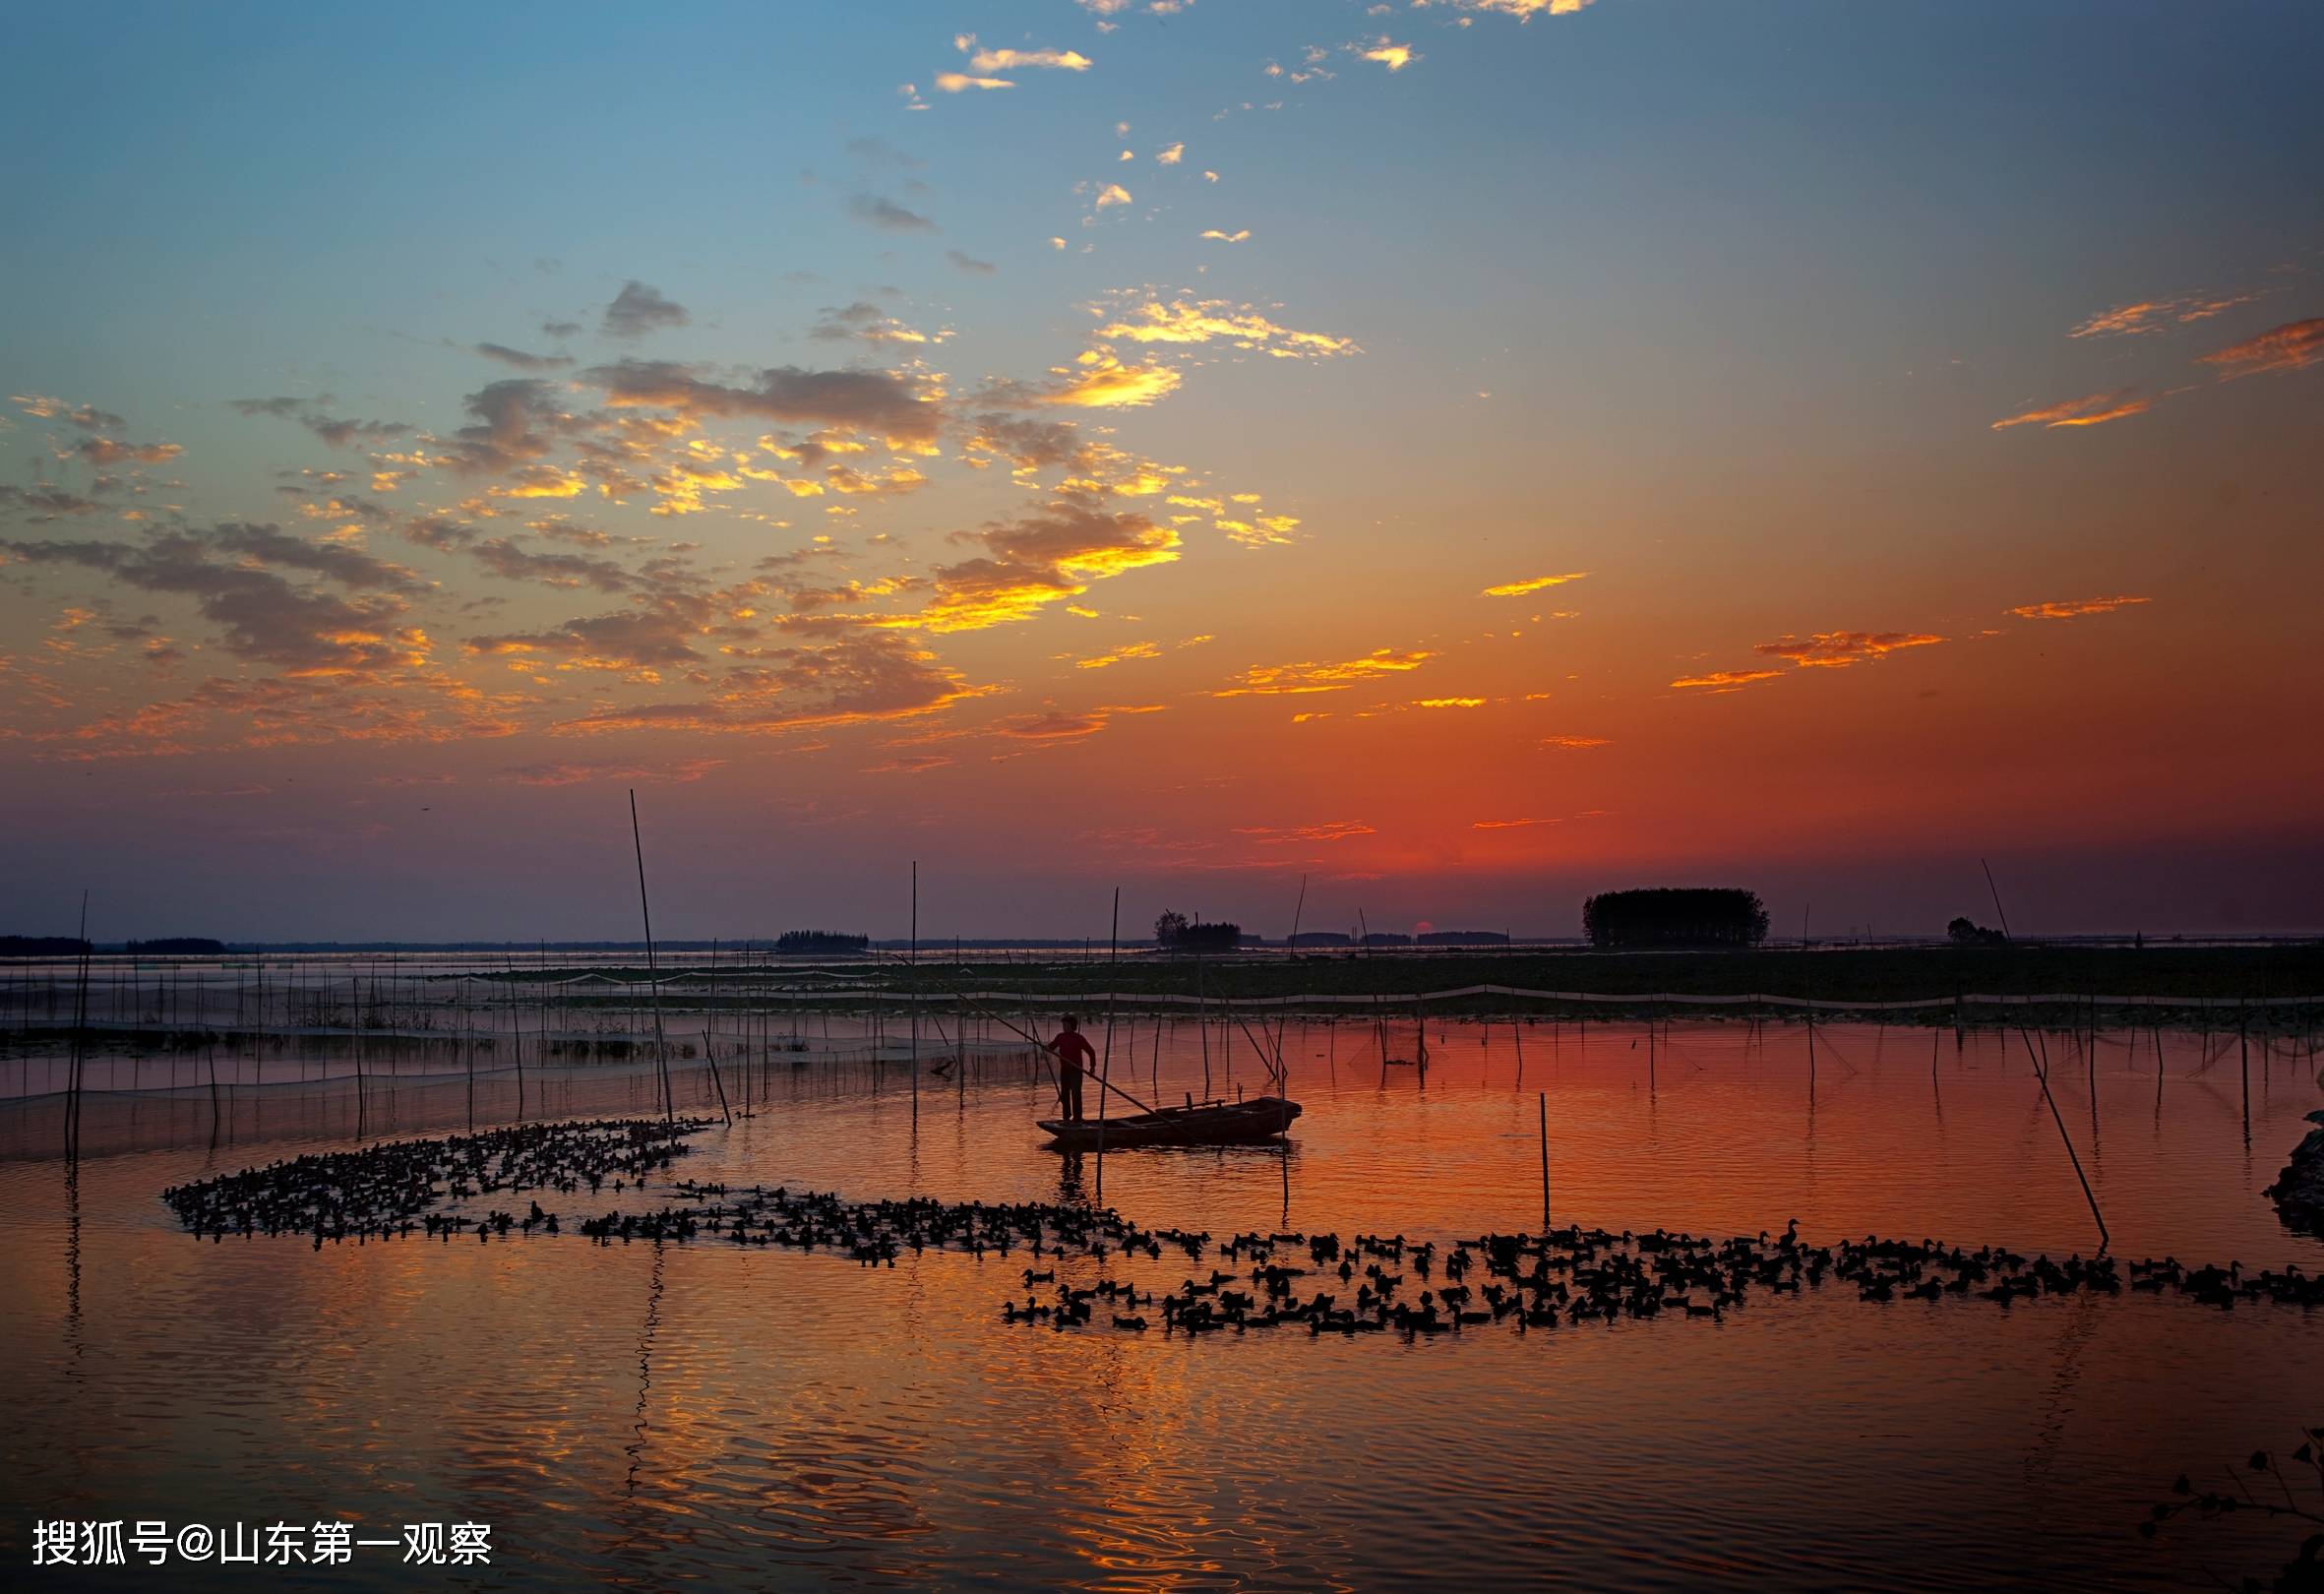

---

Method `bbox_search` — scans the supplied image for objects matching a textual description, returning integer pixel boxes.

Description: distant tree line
[0,936,91,957]
[1154,911,1242,952]
[1582,889,1769,950]
[124,937,226,955]
[773,930,870,954]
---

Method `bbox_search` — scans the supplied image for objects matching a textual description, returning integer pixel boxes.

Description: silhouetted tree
[773,930,870,954]
[1155,911,1240,952]
[1947,917,2008,947]
[0,936,92,957]
[1581,889,1768,950]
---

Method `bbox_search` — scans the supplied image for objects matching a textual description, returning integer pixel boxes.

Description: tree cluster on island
[1581,889,1770,950]
[1153,911,1242,952]
[772,930,871,954]
[1947,917,2009,947]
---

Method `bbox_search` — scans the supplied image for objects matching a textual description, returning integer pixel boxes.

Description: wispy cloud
[848,192,938,232]
[2198,317,2324,378]
[1482,571,1589,597]
[2006,594,2151,620]
[958,37,1091,74]
[503,757,725,787]
[1211,647,1435,697]
[1989,390,2152,430]
[1092,298,1356,357]
[1753,630,1945,668]
[2070,290,2260,338]
[1670,669,1782,692]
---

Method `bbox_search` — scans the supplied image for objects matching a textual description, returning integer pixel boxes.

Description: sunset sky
[3,0,2320,943]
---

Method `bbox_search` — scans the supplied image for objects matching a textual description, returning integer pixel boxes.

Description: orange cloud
[1211,646,1436,697]
[1753,630,1945,668]
[2198,317,2324,378]
[2070,290,2261,337]
[1538,735,1609,749]
[2006,595,2152,620]
[1073,641,1160,668]
[1233,821,1375,844]
[1990,391,2153,430]
[1671,669,1782,691]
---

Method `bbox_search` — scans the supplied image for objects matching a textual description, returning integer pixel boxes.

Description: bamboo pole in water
[66,891,90,1159]
[629,790,675,1127]
[1096,888,1118,1201]
[909,863,918,1130]
[2016,1024,2109,1254]
[1539,1091,1551,1231]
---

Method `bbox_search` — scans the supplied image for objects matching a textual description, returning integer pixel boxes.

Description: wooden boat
[1038,1097,1301,1152]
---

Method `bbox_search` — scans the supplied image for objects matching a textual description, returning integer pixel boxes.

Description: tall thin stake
[909,862,919,1129]
[1096,888,1119,1200]
[1538,1091,1551,1231]
[629,789,674,1126]
[2017,1024,2109,1254]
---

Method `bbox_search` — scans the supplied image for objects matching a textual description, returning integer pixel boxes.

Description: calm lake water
[4,1015,2320,1590]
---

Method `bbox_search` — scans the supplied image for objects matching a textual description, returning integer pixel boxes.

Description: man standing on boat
[1046,1014,1096,1121]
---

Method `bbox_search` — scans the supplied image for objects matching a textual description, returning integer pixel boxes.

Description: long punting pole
[628,789,674,1127]
[1096,888,1119,1199]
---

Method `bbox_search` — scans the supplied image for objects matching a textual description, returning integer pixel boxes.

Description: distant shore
[508,942,2324,1031]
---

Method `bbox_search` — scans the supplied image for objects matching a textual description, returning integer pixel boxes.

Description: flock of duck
[156,1120,2324,1332]
[160,1118,712,1245]
[991,1222,2324,1336]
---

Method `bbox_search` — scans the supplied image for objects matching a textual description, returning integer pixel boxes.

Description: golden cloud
[1211,646,1435,697]
[1039,352,1184,408]
[1092,298,1356,357]
[1482,571,1589,597]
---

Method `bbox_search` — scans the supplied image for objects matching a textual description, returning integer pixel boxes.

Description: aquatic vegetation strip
[156,1123,2324,1326]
